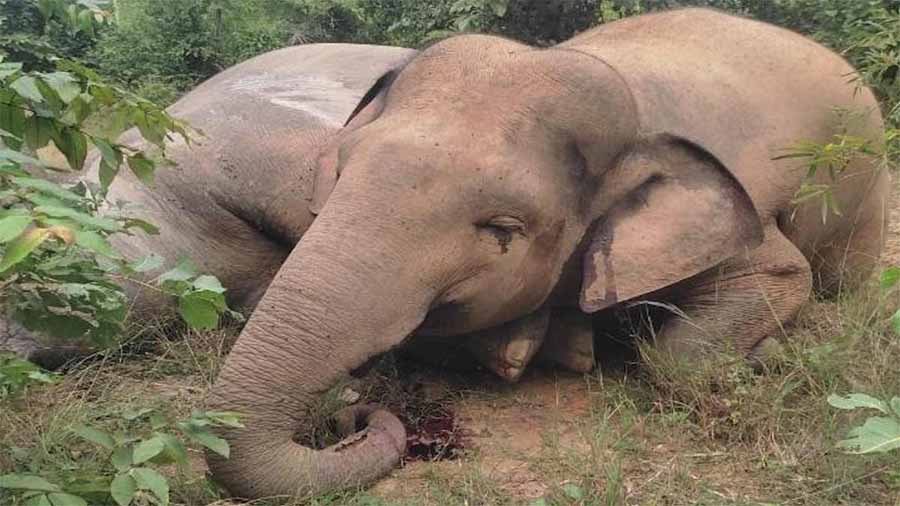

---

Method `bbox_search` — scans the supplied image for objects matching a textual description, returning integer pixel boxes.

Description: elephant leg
[808,179,889,297]
[652,226,812,362]
[464,307,551,382]
[536,308,595,373]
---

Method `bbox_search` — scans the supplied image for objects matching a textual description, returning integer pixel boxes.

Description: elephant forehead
[226,73,362,127]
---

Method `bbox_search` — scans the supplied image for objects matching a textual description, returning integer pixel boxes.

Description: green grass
[3,272,900,506]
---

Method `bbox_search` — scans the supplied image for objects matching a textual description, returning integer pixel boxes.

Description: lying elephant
[1,7,891,500]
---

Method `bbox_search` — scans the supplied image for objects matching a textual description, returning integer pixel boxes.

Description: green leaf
[24,117,53,151]
[109,473,137,506]
[35,206,121,232]
[156,433,189,465]
[0,62,22,80]
[202,411,245,429]
[0,228,51,273]
[562,483,584,500]
[111,446,133,473]
[38,73,80,104]
[488,0,508,17]
[132,436,166,464]
[129,254,164,273]
[157,259,197,284]
[178,294,219,330]
[127,153,155,185]
[25,495,52,506]
[10,76,44,103]
[99,160,118,191]
[0,150,45,167]
[0,215,32,243]
[74,230,121,259]
[72,424,115,450]
[53,128,88,171]
[0,475,61,492]
[130,468,169,506]
[881,267,900,290]
[837,416,900,454]
[47,493,88,506]
[13,177,82,202]
[192,275,226,294]
[180,423,230,458]
[828,393,889,413]
[891,309,900,336]
[892,397,900,418]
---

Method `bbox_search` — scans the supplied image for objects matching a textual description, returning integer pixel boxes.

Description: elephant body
[2,8,891,500]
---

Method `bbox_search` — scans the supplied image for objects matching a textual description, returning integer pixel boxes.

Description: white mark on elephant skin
[228,73,363,126]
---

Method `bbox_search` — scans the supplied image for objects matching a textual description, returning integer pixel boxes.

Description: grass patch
[3,271,900,505]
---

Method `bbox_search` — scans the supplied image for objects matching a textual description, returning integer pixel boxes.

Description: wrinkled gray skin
[0,44,415,365]
[2,8,892,501]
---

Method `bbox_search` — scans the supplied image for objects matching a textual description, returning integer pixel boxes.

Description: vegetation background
[2,0,900,505]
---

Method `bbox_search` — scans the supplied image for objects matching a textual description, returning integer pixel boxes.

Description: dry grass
[3,270,900,506]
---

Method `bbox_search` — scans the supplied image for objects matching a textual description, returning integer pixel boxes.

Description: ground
[4,190,900,505]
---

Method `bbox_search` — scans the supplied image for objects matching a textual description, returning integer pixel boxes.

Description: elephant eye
[477,216,526,252]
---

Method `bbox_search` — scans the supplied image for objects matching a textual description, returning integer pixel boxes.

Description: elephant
[0,7,890,501]
[203,8,890,499]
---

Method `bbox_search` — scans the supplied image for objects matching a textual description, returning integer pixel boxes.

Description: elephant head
[207,35,763,498]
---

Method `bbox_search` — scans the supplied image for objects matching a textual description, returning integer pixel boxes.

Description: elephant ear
[579,134,764,313]
[310,69,399,215]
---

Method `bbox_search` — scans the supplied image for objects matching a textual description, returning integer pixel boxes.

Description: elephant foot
[536,309,595,374]
[464,307,551,382]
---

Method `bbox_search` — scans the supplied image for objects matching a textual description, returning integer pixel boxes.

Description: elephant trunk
[206,215,431,499]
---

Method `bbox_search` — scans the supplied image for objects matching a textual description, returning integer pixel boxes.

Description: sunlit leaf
[828,393,889,413]
[109,473,136,506]
[72,425,115,450]
[837,416,900,454]
[130,468,169,506]
[0,475,61,492]
[0,228,52,273]
[132,436,166,464]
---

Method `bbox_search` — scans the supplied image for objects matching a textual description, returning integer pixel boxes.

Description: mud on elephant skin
[206,7,889,500]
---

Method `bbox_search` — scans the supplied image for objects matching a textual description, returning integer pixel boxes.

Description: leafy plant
[0,352,55,398]
[0,408,242,505]
[828,393,900,454]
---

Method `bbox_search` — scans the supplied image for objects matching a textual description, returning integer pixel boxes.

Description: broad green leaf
[92,139,121,168]
[0,150,46,167]
[157,259,197,284]
[837,416,900,454]
[38,73,80,104]
[488,0,508,17]
[0,62,22,80]
[10,76,44,103]
[192,275,226,294]
[111,446,133,473]
[109,473,137,506]
[47,493,88,506]
[72,424,115,450]
[893,397,900,418]
[881,267,900,290]
[562,483,584,500]
[130,468,169,506]
[132,436,166,464]
[13,177,82,202]
[23,117,52,151]
[157,433,188,465]
[828,393,889,413]
[99,160,118,190]
[202,411,245,429]
[178,294,219,330]
[180,424,229,458]
[0,475,61,492]
[0,215,32,243]
[52,128,88,171]
[127,154,155,185]
[121,218,159,235]
[35,206,121,232]
[25,495,53,506]
[0,228,51,273]
[74,230,121,259]
[129,254,164,273]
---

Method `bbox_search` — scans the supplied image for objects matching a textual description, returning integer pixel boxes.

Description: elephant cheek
[494,222,567,322]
